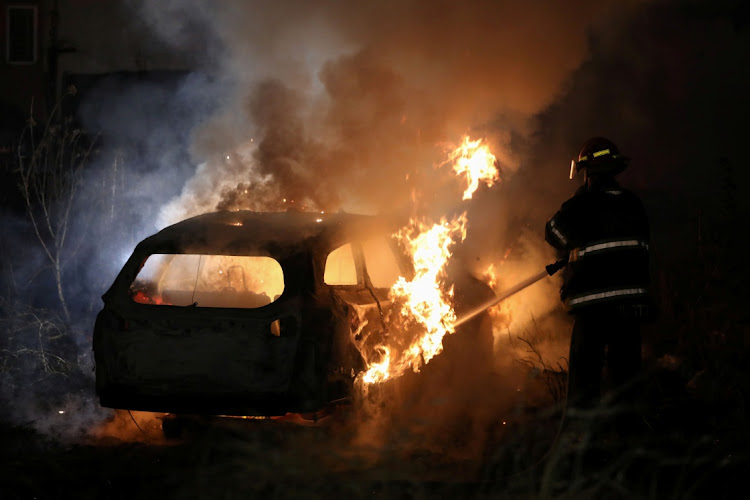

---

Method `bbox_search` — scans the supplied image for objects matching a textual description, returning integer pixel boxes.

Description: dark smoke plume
[146,0,640,225]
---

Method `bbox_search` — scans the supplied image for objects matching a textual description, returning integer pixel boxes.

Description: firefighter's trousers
[566,307,642,428]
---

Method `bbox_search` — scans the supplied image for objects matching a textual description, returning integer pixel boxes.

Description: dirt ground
[1,362,747,500]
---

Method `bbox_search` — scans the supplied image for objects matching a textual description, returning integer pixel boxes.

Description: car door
[324,235,408,383]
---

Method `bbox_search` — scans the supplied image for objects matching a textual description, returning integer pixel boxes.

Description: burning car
[93,210,493,416]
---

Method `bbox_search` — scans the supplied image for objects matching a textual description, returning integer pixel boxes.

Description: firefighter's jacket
[545,179,650,313]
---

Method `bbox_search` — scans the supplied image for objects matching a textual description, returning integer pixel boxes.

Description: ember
[131,290,166,305]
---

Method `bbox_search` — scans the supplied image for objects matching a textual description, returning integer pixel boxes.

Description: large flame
[362,214,467,384]
[443,136,499,200]
[359,136,500,385]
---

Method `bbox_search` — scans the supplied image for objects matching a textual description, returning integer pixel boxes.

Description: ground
[1,356,747,500]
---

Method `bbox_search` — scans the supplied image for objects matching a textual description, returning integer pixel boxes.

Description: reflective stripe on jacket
[565,287,649,309]
[569,239,649,262]
[544,180,651,313]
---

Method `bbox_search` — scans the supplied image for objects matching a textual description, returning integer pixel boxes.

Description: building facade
[1,0,193,162]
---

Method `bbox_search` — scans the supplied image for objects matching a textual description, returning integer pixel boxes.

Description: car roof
[135,210,398,257]
[103,210,403,302]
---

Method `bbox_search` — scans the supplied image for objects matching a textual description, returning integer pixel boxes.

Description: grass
[0,380,745,499]
[1,264,747,498]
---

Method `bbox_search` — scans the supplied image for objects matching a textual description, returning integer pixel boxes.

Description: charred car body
[94,210,492,416]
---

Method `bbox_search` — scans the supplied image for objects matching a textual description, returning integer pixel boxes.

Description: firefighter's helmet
[569,137,629,179]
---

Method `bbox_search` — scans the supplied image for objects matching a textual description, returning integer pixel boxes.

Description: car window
[361,237,402,288]
[324,243,358,285]
[130,254,284,308]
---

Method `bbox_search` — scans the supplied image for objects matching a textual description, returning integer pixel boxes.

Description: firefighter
[545,137,651,433]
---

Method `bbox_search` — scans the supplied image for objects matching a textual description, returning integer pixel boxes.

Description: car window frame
[126,252,290,311]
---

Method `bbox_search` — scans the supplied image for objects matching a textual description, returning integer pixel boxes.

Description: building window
[6,5,38,64]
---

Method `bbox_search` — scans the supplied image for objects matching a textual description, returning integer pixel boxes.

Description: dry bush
[15,87,98,324]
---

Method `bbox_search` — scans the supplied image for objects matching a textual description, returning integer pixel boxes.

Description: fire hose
[454,258,567,327]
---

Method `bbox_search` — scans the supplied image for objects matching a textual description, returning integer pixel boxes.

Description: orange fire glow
[481,262,513,327]
[483,263,499,290]
[131,290,167,305]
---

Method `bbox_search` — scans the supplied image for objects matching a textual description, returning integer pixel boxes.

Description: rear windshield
[129,254,284,308]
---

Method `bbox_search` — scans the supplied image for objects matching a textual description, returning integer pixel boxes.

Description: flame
[444,136,499,199]
[359,135,500,385]
[362,346,391,384]
[483,262,499,290]
[481,261,513,331]
[362,213,467,383]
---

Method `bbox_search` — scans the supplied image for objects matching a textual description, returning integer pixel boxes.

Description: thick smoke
[145,0,641,225]
[145,2,650,388]
[0,70,221,439]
